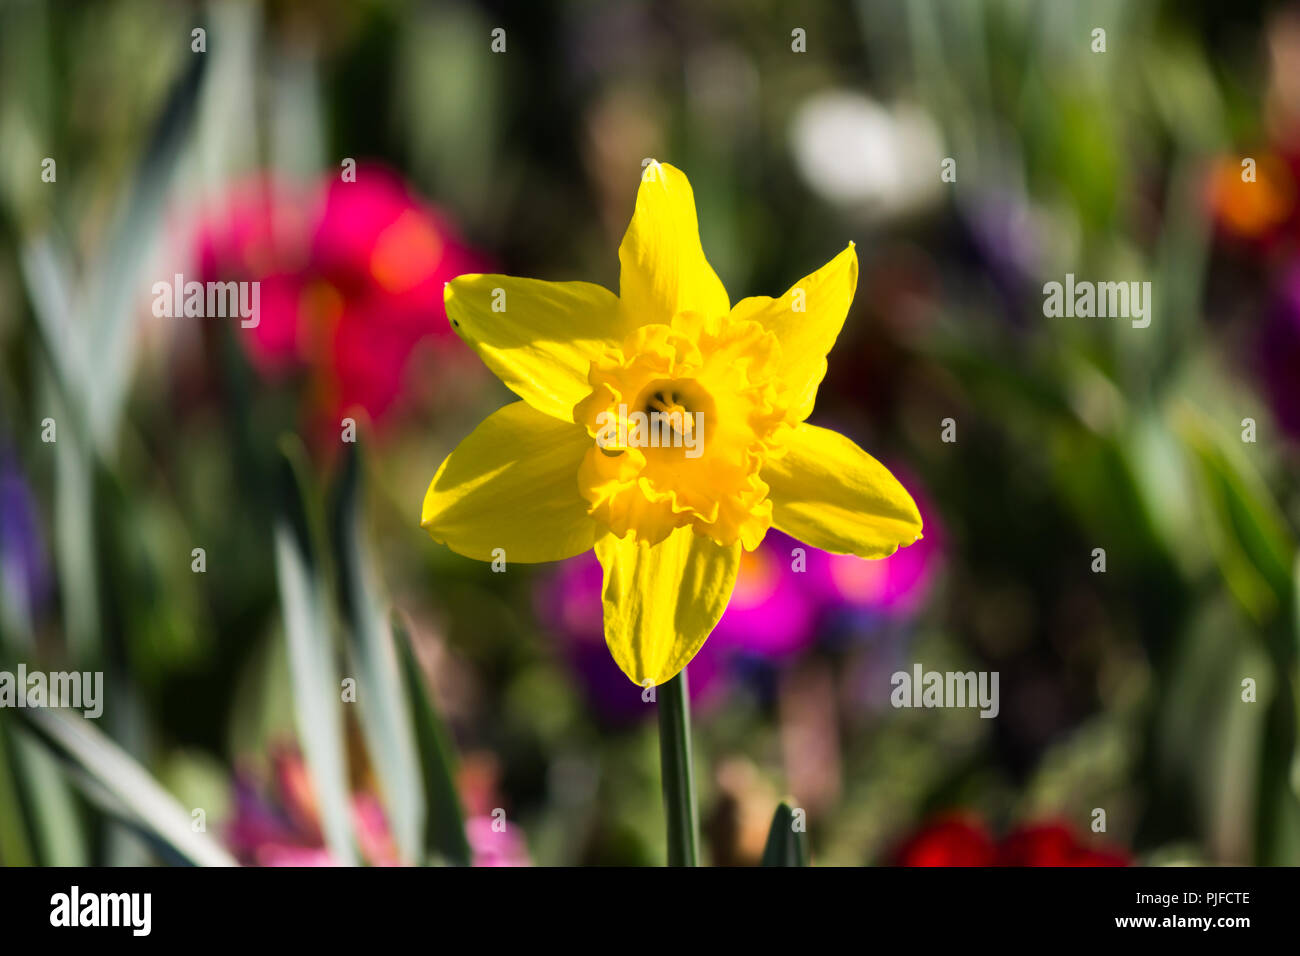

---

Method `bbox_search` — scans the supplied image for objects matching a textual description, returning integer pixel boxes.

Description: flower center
[573,311,793,549]
[644,385,692,429]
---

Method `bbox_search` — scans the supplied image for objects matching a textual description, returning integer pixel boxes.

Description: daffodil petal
[729,243,857,420]
[422,401,599,562]
[445,274,627,421]
[763,422,921,558]
[619,162,730,325]
[595,526,740,686]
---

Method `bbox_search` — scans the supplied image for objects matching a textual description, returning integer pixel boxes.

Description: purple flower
[0,445,50,630]
[1262,266,1300,439]
[962,190,1043,279]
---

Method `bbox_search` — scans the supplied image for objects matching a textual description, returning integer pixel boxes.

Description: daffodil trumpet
[422,161,922,861]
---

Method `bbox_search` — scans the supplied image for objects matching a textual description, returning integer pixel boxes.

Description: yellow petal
[422,402,599,562]
[763,422,921,558]
[445,275,628,422]
[619,162,730,325]
[595,526,740,686]
[729,243,857,420]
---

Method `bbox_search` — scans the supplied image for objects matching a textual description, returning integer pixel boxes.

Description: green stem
[657,669,699,866]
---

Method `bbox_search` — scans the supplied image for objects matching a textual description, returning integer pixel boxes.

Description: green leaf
[761,801,810,867]
[393,611,471,866]
[16,708,235,866]
[274,438,357,866]
[328,442,422,864]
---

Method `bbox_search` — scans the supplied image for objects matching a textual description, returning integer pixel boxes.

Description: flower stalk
[656,669,699,866]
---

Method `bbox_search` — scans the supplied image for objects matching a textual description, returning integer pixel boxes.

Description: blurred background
[1,0,1298,866]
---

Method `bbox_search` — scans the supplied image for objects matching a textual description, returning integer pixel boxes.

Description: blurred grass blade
[16,50,207,456]
[1292,552,1300,803]
[393,611,470,866]
[6,718,88,865]
[275,439,357,866]
[0,717,36,865]
[83,49,207,452]
[1181,414,1295,629]
[1180,415,1299,862]
[18,238,82,426]
[50,379,101,659]
[329,442,422,863]
[760,801,809,867]
[17,708,235,866]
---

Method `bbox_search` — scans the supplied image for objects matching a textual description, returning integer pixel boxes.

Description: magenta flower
[708,529,823,660]
[195,165,488,438]
[821,476,943,618]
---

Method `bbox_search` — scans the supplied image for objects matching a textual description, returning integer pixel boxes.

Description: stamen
[645,387,694,438]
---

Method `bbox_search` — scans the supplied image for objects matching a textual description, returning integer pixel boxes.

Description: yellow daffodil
[422,162,922,687]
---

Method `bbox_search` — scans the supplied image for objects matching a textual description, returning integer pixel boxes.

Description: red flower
[892,814,1130,867]
[998,822,1129,867]
[195,165,488,438]
[891,814,997,866]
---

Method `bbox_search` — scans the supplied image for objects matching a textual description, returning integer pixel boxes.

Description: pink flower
[226,745,401,867]
[465,817,533,867]
[457,755,533,866]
